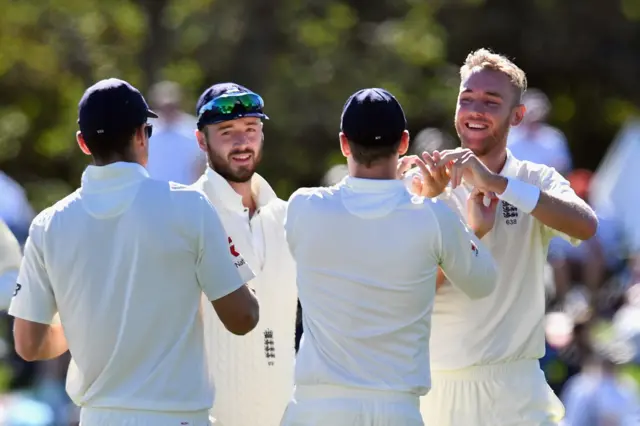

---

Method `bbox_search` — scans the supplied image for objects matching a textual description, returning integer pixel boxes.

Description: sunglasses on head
[197,92,265,123]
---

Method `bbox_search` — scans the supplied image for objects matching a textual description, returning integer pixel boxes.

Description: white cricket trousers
[420,359,565,426]
[280,384,424,426]
[79,407,211,426]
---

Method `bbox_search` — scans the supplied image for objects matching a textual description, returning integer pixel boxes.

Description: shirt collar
[499,148,519,177]
[202,167,278,213]
[81,162,149,193]
[343,176,406,193]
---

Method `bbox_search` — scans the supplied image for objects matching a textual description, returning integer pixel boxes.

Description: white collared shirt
[0,219,22,310]
[286,177,497,395]
[425,150,582,370]
[9,162,254,412]
[192,167,297,426]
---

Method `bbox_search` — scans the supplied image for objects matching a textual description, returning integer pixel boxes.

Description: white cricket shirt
[286,177,497,395]
[8,162,254,412]
[0,219,22,310]
[428,150,582,370]
[192,167,297,426]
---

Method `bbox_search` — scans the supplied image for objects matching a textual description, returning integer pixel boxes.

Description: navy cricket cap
[78,78,157,137]
[340,88,407,147]
[196,82,268,128]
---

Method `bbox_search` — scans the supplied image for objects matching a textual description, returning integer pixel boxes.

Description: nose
[232,132,250,147]
[467,101,487,116]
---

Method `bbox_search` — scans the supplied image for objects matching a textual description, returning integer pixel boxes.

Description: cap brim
[201,112,268,126]
[147,109,159,119]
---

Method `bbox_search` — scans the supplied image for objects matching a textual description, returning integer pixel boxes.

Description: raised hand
[435,148,506,195]
[466,187,499,239]
[403,152,451,198]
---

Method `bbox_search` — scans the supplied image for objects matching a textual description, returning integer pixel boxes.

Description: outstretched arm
[486,173,597,242]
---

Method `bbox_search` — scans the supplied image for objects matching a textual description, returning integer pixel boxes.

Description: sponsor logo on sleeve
[228,237,247,268]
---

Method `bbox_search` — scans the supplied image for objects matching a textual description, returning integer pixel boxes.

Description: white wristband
[497,177,540,214]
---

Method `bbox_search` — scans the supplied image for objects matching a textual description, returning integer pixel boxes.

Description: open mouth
[465,121,489,131]
[230,153,252,162]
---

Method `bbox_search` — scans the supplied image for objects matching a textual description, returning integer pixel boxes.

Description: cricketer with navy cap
[280,88,498,426]
[191,83,297,425]
[8,78,258,426]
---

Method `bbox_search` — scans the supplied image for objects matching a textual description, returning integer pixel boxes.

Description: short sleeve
[8,218,57,324]
[284,189,306,255]
[196,194,255,301]
[431,200,497,299]
[538,167,583,247]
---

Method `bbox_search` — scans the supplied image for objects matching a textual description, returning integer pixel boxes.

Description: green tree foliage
[0,0,638,210]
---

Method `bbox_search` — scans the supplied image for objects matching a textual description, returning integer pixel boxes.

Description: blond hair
[460,48,528,101]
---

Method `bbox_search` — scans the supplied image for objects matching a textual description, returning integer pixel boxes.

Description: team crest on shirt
[264,329,276,366]
[470,241,479,257]
[502,201,518,225]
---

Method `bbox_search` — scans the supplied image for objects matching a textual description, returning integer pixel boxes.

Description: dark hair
[83,127,138,161]
[347,139,401,168]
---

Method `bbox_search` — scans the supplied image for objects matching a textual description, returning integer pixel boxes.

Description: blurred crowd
[1,84,639,424]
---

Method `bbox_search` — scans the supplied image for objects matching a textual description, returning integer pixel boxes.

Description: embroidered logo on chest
[502,201,518,225]
[264,328,276,366]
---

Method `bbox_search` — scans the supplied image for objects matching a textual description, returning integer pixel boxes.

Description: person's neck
[229,180,257,216]
[93,157,140,167]
[477,147,508,174]
[348,161,398,180]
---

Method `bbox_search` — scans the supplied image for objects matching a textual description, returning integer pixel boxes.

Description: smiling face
[454,68,525,157]
[197,117,264,183]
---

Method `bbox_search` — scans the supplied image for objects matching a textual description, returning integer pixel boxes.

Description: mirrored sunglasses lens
[211,94,262,115]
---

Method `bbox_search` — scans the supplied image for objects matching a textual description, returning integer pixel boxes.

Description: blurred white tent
[591,118,640,254]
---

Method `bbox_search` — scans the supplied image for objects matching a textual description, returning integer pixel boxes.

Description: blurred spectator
[507,89,573,175]
[547,169,627,314]
[543,314,594,396]
[145,81,206,184]
[561,349,640,425]
[0,171,35,244]
[613,284,640,365]
[0,219,22,310]
[409,127,457,155]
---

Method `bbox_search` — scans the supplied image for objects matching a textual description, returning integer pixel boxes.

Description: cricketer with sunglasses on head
[191,83,298,426]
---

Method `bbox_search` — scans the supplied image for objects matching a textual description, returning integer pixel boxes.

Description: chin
[460,138,485,154]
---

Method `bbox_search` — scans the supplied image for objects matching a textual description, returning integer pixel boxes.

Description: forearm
[489,175,597,241]
[531,191,597,240]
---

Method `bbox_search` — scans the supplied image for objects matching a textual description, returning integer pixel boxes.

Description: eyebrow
[217,120,260,132]
[461,89,504,99]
